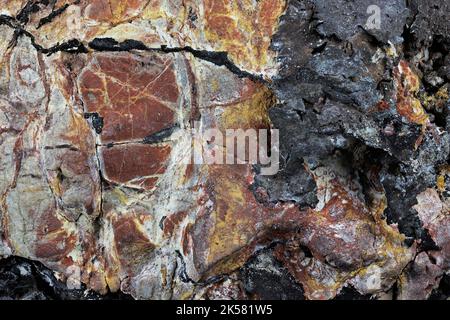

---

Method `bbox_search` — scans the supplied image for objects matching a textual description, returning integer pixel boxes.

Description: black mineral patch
[239,249,305,300]
[313,0,409,43]
[0,256,132,300]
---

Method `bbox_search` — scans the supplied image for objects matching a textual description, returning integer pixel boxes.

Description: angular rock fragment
[313,0,409,43]
[78,52,178,144]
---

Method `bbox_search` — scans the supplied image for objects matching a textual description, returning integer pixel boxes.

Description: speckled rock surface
[0,0,449,300]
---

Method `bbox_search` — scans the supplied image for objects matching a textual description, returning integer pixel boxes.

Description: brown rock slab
[100,143,171,190]
[79,52,178,144]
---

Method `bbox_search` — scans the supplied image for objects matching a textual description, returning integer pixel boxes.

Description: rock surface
[0,0,449,300]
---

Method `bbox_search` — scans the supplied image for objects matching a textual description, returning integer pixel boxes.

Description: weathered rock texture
[0,0,449,300]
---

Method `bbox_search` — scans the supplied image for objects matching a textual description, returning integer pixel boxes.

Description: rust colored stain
[203,0,286,74]
[182,222,193,256]
[163,211,188,237]
[100,143,171,189]
[189,164,293,276]
[79,52,178,144]
[298,184,379,270]
[85,0,149,23]
[111,214,156,274]
[35,209,77,261]
[393,60,429,126]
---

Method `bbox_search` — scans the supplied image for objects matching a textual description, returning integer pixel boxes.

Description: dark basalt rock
[408,0,450,47]
[254,155,318,207]
[261,0,450,245]
[239,248,305,300]
[334,286,372,300]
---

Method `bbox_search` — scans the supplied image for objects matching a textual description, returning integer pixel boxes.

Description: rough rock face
[0,0,449,300]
